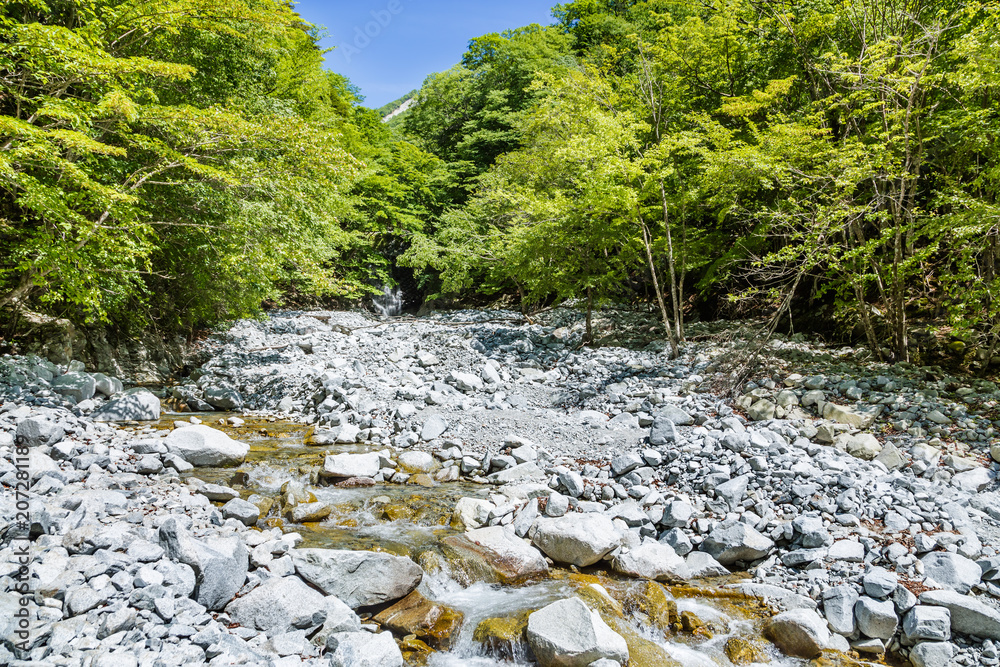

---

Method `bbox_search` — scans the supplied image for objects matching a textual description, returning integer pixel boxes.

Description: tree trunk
[585,287,593,344]
[640,222,679,358]
[658,180,684,343]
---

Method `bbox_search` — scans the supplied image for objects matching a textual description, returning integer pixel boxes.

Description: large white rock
[225,576,327,634]
[441,526,548,584]
[322,452,380,478]
[526,597,629,667]
[92,390,161,422]
[164,425,248,466]
[611,540,689,582]
[532,514,620,567]
[291,548,422,609]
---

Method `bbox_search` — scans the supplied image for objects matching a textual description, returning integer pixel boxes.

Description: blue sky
[293,1,558,108]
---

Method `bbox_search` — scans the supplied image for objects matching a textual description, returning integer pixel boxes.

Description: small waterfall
[373,284,402,317]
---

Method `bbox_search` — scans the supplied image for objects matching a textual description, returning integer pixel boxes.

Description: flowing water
[373,284,404,317]
[150,413,873,667]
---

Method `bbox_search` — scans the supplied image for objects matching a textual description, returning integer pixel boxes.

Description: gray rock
[685,551,729,578]
[611,540,689,581]
[863,567,898,599]
[532,514,621,567]
[655,404,694,426]
[311,596,362,647]
[92,373,123,397]
[421,415,449,440]
[764,609,831,659]
[748,399,776,421]
[14,417,64,448]
[611,452,643,477]
[834,433,882,460]
[649,416,678,446]
[52,371,96,403]
[221,498,260,526]
[921,552,982,594]
[823,585,859,635]
[854,596,898,640]
[661,500,693,528]
[526,597,629,667]
[326,631,403,667]
[920,589,1000,640]
[792,515,831,548]
[225,576,327,634]
[92,390,161,422]
[903,606,951,643]
[164,425,249,466]
[204,386,243,410]
[158,517,248,610]
[714,475,749,512]
[559,470,585,498]
[908,641,956,667]
[292,548,422,609]
[701,522,774,565]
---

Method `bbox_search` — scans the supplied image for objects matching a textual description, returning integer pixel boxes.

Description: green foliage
[0,0,365,331]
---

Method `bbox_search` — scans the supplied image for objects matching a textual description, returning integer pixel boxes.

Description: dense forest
[2,0,999,366]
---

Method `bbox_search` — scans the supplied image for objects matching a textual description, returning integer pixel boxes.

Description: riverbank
[2,307,998,666]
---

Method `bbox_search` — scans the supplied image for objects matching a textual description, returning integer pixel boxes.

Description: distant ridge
[378,90,417,121]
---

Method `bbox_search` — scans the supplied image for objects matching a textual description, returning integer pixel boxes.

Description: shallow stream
[145,413,871,667]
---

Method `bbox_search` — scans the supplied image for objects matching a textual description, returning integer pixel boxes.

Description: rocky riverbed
[2,307,1000,666]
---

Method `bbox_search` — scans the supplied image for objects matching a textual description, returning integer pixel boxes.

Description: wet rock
[532,514,621,567]
[441,526,548,584]
[451,497,494,531]
[291,548,422,609]
[164,425,249,466]
[92,390,161,422]
[526,597,629,667]
[225,576,327,634]
[700,522,774,565]
[474,612,531,660]
[288,501,331,523]
[326,631,403,667]
[398,450,436,473]
[724,637,767,665]
[373,589,464,649]
[764,609,831,659]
